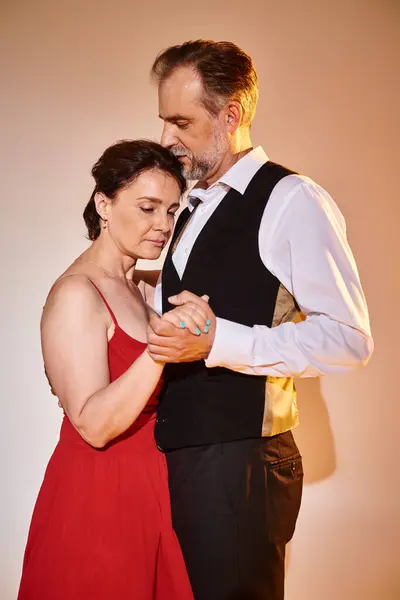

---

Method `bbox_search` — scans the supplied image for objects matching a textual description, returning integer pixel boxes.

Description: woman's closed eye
[140,206,178,217]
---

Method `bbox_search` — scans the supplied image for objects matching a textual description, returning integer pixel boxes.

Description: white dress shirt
[155,146,373,377]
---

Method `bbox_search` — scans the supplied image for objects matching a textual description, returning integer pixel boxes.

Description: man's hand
[147,291,216,363]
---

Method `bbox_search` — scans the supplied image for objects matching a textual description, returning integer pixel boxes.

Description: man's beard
[171,130,228,181]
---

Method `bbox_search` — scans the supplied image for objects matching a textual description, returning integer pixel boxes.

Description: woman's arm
[42,276,163,448]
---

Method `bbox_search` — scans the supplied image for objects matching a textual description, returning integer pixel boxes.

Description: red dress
[18,287,193,600]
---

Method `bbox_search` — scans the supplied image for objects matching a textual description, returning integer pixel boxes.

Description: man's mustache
[170,146,193,159]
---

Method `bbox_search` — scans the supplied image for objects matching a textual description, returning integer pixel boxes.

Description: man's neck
[203,131,253,187]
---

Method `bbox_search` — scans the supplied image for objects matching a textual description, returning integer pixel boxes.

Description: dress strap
[47,274,119,326]
[87,280,118,326]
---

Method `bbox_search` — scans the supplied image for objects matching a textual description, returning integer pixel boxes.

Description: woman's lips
[147,239,165,248]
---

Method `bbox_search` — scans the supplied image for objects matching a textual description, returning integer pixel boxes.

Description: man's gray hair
[151,40,259,128]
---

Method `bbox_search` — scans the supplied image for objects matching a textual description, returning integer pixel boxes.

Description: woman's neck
[81,239,137,280]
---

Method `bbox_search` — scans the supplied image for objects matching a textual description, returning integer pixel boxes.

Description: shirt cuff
[205,317,254,368]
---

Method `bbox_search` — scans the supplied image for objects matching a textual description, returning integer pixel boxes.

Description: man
[146,40,373,600]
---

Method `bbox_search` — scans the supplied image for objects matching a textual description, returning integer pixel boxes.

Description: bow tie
[188,195,203,211]
[172,196,202,254]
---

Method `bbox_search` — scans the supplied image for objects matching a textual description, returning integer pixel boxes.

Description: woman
[18,140,208,600]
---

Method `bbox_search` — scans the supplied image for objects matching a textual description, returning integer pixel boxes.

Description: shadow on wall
[286,377,337,572]
[293,377,336,484]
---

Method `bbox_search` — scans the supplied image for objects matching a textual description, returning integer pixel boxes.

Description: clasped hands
[147,291,216,363]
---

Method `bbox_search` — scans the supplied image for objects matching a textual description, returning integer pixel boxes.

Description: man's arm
[133,269,161,310]
[206,176,373,377]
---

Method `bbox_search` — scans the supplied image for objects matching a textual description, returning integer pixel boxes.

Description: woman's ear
[94,192,109,221]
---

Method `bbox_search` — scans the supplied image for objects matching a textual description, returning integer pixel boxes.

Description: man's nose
[160,123,178,149]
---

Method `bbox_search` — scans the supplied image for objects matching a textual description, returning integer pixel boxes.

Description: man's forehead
[159,67,203,104]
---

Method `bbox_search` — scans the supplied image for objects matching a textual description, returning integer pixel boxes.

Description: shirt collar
[188,146,268,210]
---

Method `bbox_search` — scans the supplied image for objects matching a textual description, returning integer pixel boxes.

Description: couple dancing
[18,41,373,600]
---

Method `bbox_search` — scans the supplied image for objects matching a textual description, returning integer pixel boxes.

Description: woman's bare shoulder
[42,272,103,325]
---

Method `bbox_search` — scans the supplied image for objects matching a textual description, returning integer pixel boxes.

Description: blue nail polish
[206,319,211,326]
[180,321,185,328]
[195,327,201,336]
[204,326,209,334]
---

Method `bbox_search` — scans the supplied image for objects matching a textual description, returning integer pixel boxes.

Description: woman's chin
[137,248,164,261]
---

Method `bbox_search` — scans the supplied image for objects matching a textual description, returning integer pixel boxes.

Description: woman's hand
[147,291,217,363]
[162,291,215,336]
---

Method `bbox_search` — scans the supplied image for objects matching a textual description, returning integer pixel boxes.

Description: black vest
[156,161,298,450]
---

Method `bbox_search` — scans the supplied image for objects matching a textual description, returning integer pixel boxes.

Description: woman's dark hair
[83,139,187,241]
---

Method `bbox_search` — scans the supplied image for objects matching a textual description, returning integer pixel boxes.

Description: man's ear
[225,100,242,133]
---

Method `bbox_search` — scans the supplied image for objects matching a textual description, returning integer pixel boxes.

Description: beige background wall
[1,0,399,598]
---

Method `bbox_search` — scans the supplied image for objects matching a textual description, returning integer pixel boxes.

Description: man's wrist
[203,324,216,359]
[205,317,254,368]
